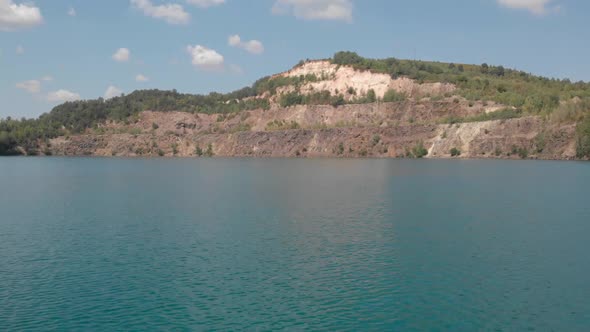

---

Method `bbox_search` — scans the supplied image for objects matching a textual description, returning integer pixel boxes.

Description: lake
[1,158,589,330]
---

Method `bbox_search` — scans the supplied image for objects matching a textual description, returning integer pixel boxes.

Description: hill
[2,51,590,159]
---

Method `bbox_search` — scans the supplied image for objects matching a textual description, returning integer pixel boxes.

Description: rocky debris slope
[49,103,576,160]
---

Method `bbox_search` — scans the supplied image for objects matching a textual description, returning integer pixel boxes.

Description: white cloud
[186,45,224,70]
[16,75,53,95]
[186,0,225,8]
[68,7,76,17]
[136,74,149,82]
[104,86,123,99]
[228,34,264,55]
[131,0,190,24]
[47,89,81,102]
[16,80,41,93]
[0,0,43,31]
[497,0,558,15]
[112,48,130,62]
[272,0,352,22]
[229,64,243,75]
[15,44,23,54]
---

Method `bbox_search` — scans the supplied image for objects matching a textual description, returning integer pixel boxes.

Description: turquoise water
[1,158,590,331]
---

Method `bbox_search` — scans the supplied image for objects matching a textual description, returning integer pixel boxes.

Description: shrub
[450,147,461,157]
[534,133,546,153]
[195,145,203,156]
[279,92,304,107]
[412,141,428,158]
[266,119,300,131]
[337,142,344,155]
[205,143,214,157]
[152,122,159,130]
[383,89,405,102]
[366,89,377,103]
[371,134,381,147]
[576,116,590,158]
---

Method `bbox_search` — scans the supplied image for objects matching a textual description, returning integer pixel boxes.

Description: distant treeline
[1,89,270,155]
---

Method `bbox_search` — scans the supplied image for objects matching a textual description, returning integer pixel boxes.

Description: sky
[1,0,589,118]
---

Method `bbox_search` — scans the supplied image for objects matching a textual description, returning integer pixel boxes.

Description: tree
[366,89,377,103]
[481,63,489,74]
[491,65,505,77]
[332,51,364,66]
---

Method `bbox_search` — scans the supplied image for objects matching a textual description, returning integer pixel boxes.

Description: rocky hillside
[3,52,590,159]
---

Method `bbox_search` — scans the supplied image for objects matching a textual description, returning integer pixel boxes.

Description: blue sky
[1,0,589,118]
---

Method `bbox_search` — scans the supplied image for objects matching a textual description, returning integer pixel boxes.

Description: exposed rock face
[49,102,577,160]
[275,60,456,99]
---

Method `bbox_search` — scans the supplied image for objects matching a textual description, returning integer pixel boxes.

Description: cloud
[16,75,53,95]
[16,80,41,93]
[497,0,559,15]
[47,89,81,102]
[104,86,123,99]
[136,74,149,82]
[0,0,43,31]
[186,45,224,70]
[272,0,352,22]
[112,48,130,62]
[228,34,264,55]
[186,0,225,8]
[131,0,190,24]
[68,7,76,17]
[229,64,243,75]
[15,44,23,54]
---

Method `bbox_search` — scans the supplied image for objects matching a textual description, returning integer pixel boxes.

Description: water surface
[1,158,589,330]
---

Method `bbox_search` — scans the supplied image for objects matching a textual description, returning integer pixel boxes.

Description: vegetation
[409,142,428,158]
[443,108,522,124]
[265,119,300,131]
[576,116,590,159]
[195,145,203,156]
[279,91,347,108]
[331,51,590,118]
[383,89,406,102]
[337,142,345,155]
[371,134,381,147]
[205,143,214,157]
[450,147,461,157]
